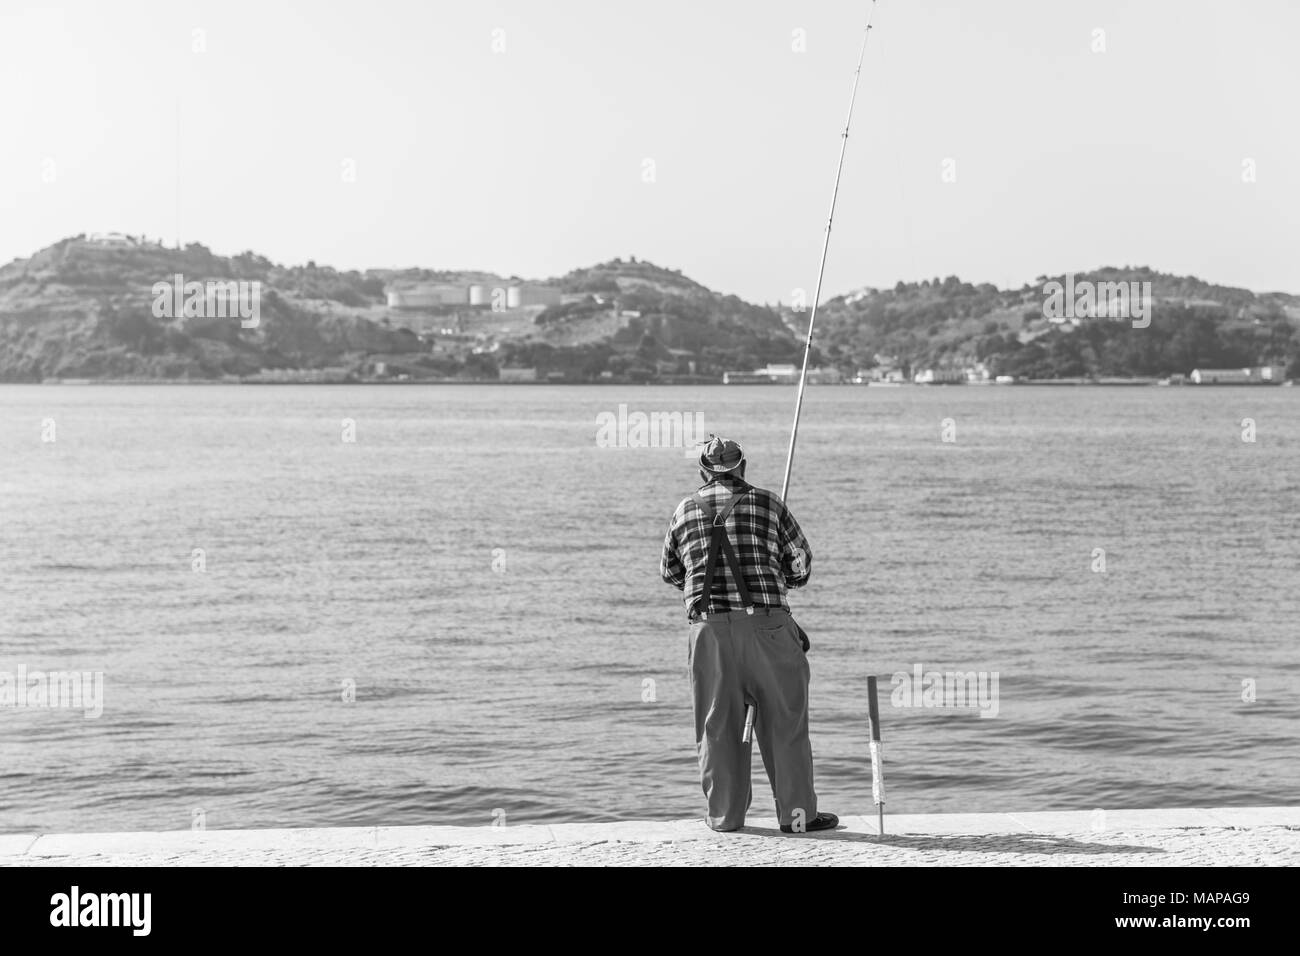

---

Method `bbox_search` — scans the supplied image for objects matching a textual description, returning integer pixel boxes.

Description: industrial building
[386,282,562,310]
[499,367,538,382]
[386,286,467,309]
[1190,367,1286,384]
[723,364,841,384]
[913,367,966,384]
[506,285,563,308]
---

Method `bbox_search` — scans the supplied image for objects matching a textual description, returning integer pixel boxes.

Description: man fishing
[660,435,838,834]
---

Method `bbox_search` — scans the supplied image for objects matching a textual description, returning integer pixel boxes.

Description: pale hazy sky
[3,0,1297,302]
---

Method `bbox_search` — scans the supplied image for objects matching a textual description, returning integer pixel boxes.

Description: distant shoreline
[15,378,1295,387]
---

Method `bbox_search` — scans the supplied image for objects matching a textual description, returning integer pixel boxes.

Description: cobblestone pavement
[2,811,1297,867]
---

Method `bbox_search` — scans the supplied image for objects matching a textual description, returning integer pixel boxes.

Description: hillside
[0,237,426,382]
[0,239,801,382]
[800,268,1300,380]
[1,237,1297,382]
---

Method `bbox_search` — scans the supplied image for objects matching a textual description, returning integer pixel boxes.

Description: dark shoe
[780,812,838,834]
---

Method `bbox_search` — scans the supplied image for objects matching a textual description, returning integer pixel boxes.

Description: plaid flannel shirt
[660,474,812,616]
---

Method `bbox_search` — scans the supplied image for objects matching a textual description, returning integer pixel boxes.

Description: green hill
[0,236,426,381]
[803,268,1300,380]
[0,240,805,383]
[1,238,1297,382]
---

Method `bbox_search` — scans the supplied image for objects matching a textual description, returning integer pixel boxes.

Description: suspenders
[690,484,754,619]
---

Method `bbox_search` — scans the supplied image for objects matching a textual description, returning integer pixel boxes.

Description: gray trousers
[687,607,818,830]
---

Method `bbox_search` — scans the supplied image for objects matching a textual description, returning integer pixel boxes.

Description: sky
[2,0,1298,303]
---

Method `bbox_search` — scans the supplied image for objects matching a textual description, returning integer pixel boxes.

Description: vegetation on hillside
[808,267,1300,379]
[1,239,1296,382]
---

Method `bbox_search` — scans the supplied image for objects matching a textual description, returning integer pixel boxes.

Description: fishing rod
[780,0,878,504]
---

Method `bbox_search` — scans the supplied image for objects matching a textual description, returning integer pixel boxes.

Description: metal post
[867,674,886,834]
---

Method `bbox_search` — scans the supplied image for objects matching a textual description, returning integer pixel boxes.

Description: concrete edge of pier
[2,806,1297,864]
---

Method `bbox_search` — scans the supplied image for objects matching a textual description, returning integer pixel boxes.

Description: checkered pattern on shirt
[660,475,813,616]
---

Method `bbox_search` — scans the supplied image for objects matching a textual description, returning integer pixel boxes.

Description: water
[1,384,1297,834]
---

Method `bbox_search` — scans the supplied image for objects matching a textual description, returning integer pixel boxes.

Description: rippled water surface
[1,384,1297,833]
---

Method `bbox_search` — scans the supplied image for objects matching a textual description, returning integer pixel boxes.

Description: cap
[697,434,745,474]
